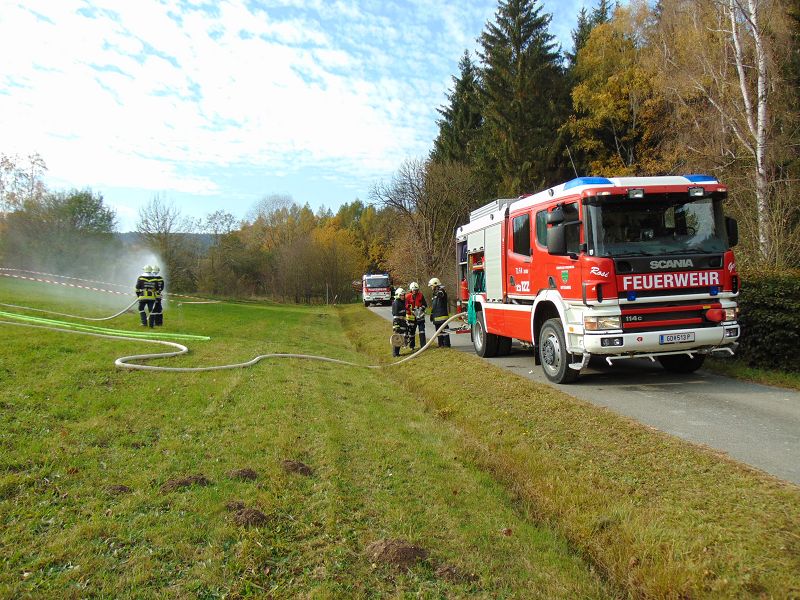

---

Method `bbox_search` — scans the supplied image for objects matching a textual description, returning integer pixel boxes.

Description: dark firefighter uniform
[391,293,407,357]
[135,272,164,327]
[430,285,451,347]
[405,289,427,349]
[151,273,165,326]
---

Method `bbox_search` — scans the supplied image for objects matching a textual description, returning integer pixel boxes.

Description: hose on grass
[0,311,467,372]
[0,299,140,322]
[0,310,210,341]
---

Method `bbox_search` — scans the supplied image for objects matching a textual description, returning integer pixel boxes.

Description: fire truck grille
[621,301,722,332]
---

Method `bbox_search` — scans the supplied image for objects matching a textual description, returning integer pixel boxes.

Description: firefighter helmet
[151,265,160,274]
[428,277,441,288]
[394,287,405,298]
[409,281,419,291]
[143,264,152,273]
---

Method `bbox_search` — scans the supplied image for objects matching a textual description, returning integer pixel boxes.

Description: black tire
[658,354,705,373]
[538,318,579,384]
[472,311,499,358]
[364,301,369,307]
[497,336,512,356]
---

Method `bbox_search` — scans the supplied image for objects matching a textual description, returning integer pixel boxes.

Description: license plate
[659,332,695,344]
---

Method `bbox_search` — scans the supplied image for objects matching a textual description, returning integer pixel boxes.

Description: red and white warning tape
[0,268,216,302]
[0,272,129,295]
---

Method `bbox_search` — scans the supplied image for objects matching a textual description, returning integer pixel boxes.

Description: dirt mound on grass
[365,539,428,569]
[160,474,211,493]
[233,508,269,527]
[106,484,132,495]
[225,500,246,511]
[227,468,258,480]
[280,459,313,476]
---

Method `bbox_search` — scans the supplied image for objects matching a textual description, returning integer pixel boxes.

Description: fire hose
[0,304,467,372]
[0,299,140,321]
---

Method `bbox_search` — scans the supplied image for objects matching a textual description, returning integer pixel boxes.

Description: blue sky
[1,0,593,231]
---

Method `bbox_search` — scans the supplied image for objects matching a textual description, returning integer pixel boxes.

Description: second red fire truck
[455,175,741,383]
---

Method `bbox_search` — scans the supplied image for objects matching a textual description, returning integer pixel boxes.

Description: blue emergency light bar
[563,177,613,190]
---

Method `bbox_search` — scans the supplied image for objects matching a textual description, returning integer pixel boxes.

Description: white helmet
[409,281,419,291]
[394,287,405,298]
[143,264,152,272]
[151,265,160,274]
[428,277,441,288]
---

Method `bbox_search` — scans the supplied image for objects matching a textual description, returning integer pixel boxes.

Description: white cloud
[1,0,588,222]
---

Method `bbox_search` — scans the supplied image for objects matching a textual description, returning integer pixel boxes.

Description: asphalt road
[370,305,800,485]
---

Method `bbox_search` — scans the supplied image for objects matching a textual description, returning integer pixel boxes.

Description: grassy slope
[339,305,800,599]
[0,279,609,598]
[705,358,800,391]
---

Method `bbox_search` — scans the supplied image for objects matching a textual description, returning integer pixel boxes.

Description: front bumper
[582,323,740,356]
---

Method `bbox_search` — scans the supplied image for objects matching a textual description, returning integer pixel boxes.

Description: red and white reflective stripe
[0,267,209,301]
[0,267,128,289]
[0,272,128,295]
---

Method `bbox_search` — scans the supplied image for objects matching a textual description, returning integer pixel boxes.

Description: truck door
[543,200,582,302]
[507,211,533,297]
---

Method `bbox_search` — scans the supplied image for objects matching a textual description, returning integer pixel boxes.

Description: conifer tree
[477,0,566,196]
[431,51,483,164]
[591,0,613,26]
[566,7,592,68]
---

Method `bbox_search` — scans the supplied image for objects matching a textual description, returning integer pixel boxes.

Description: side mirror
[547,223,567,255]
[725,217,739,247]
[547,207,564,225]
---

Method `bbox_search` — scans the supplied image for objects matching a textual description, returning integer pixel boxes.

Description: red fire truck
[455,176,741,383]
[362,273,393,306]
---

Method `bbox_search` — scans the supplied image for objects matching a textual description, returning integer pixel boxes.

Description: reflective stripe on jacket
[136,276,164,299]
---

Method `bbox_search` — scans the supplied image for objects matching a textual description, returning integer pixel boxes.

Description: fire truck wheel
[472,311,499,358]
[539,318,579,384]
[658,353,706,373]
[364,301,369,307]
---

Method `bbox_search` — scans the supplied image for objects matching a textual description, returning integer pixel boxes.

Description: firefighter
[135,265,158,327]
[428,277,451,347]
[150,265,165,326]
[390,287,406,357]
[405,281,427,350]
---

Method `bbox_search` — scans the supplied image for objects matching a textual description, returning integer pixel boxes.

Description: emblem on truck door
[561,270,569,283]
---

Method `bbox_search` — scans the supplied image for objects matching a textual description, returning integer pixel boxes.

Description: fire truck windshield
[586,196,728,257]
[365,276,390,288]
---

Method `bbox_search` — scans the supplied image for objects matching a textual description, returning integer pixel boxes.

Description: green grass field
[1,278,799,598]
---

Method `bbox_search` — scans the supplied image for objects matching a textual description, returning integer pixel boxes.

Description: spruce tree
[431,50,483,164]
[477,0,566,196]
[591,0,613,26]
[566,7,592,68]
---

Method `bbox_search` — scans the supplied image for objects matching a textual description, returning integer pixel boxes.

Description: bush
[736,272,800,372]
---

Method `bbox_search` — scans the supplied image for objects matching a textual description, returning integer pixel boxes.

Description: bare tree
[655,0,776,261]
[1,153,47,211]
[136,195,199,290]
[370,159,480,283]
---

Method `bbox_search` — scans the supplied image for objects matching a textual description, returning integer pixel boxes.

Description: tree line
[2,0,798,302]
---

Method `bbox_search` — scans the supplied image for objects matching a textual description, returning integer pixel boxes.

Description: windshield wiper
[664,246,715,255]
[611,250,656,257]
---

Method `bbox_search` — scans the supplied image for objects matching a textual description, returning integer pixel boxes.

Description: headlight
[724,308,737,321]
[584,315,621,331]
